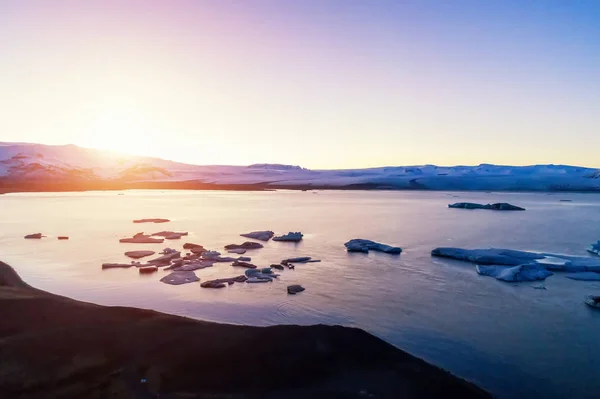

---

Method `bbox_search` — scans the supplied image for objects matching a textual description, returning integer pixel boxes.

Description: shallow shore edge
[0,260,492,399]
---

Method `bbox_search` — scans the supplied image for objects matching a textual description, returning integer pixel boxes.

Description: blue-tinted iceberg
[431,247,544,265]
[273,232,303,242]
[476,264,553,282]
[587,241,600,256]
[240,231,274,241]
[448,202,525,211]
[345,239,402,254]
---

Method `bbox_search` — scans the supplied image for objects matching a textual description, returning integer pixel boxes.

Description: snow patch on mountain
[1,142,599,191]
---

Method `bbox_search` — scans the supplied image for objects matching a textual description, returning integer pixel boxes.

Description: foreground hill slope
[1,142,599,191]
[0,261,491,398]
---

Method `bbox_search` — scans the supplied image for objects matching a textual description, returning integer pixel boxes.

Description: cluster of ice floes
[432,247,600,282]
[345,239,402,254]
[98,222,314,294]
[448,202,525,211]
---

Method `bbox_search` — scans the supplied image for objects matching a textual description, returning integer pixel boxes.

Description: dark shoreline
[1,178,599,194]
[0,261,491,398]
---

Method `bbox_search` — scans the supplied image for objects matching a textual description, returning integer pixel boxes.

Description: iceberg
[240,231,274,241]
[345,239,402,254]
[476,264,553,282]
[173,260,214,271]
[288,285,305,295]
[227,248,246,254]
[124,250,155,259]
[133,218,170,224]
[119,233,164,244]
[448,203,525,211]
[273,232,303,242]
[201,250,221,260]
[160,271,200,285]
[587,241,600,256]
[224,242,263,250]
[431,248,544,265]
[585,295,600,309]
[232,260,257,269]
[101,263,133,269]
[146,251,181,266]
[151,231,188,240]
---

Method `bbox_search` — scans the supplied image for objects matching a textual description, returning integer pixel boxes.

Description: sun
[79,108,163,158]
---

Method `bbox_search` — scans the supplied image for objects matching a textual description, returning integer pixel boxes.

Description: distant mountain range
[1,142,599,192]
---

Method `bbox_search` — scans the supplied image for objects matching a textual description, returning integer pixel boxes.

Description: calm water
[1,190,600,399]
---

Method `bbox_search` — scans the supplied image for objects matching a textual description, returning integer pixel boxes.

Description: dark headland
[0,261,491,399]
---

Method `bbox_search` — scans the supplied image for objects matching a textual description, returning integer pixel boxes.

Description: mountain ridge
[1,142,599,192]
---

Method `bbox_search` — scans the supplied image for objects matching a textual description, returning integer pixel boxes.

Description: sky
[0,0,599,169]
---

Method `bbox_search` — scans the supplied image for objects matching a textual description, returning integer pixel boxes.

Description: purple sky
[1,1,599,168]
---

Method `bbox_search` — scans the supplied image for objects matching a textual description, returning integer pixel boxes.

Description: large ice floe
[431,247,600,282]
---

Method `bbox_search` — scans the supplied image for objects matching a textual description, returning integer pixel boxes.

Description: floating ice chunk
[173,260,214,271]
[345,239,402,254]
[247,277,270,283]
[534,256,572,270]
[146,251,181,266]
[160,271,199,285]
[124,250,155,259]
[227,248,247,254]
[281,256,312,264]
[224,242,263,250]
[448,202,525,211]
[102,263,133,269]
[288,285,305,294]
[585,295,600,309]
[240,231,274,241]
[476,264,553,282]
[119,233,164,244]
[201,250,221,260]
[587,241,600,256]
[273,232,303,242]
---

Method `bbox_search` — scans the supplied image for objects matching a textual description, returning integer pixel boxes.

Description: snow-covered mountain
[1,142,599,191]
